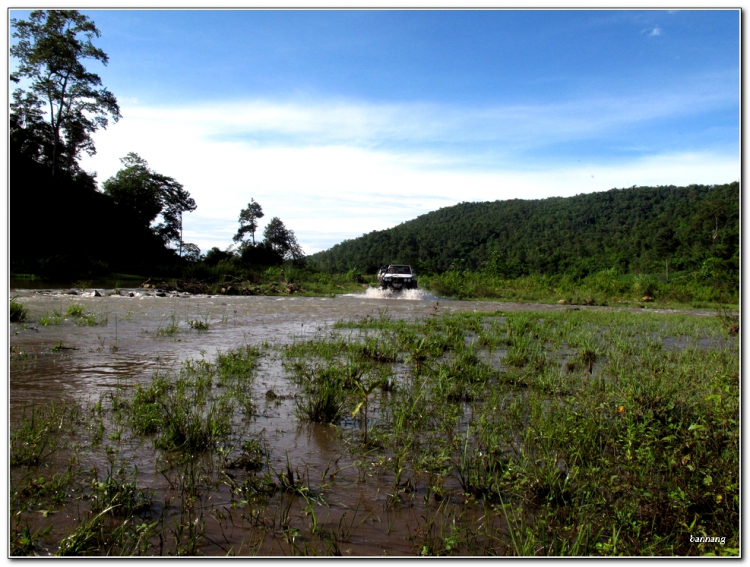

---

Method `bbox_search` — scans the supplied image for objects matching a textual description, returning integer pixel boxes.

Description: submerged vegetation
[10,308,738,556]
[10,297,28,322]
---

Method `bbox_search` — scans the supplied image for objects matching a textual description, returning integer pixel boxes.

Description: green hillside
[309,182,739,280]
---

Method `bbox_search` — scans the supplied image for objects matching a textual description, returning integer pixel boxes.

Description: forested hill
[308,182,739,278]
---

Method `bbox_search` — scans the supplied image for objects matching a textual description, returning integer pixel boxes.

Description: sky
[9,9,740,255]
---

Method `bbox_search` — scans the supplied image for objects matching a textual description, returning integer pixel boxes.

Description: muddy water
[10,287,712,412]
[9,288,717,556]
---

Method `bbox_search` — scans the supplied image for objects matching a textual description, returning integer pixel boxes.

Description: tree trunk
[179,212,183,257]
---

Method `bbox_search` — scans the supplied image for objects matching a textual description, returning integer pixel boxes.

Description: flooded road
[9,288,726,556]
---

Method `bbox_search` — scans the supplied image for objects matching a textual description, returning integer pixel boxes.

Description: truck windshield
[394,266,411,274]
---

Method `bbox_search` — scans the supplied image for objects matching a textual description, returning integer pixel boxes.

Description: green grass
[419,269,738,307]
[38,312,63,326]
[10,309,738,556]
[110,346,263,454]
[10,403,81,467]
[294,376,346,424]
[155,313,179,337]
[89,465,152,517]
[286,309,739,555]
[35,305,107,327]
[10,297,28,322]
[66,304,86,317]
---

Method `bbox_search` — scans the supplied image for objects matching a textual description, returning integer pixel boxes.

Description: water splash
[352,287,437,301]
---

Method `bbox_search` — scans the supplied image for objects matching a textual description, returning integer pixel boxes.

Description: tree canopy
[309,183,739,280]
[102,153,196,246]
[10,10,120,177]
[233,199,265,247]
[263,217,304,261]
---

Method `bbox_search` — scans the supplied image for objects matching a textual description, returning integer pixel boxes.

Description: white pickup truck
[377,265,418,291]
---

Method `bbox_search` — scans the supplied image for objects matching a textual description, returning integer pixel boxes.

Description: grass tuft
[10,297,28,322]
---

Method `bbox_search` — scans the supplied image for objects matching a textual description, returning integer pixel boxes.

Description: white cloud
[649,27,663,36]
[80,99,738,255]
[101,83,733,152]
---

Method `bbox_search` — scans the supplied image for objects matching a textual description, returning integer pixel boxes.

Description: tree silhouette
[102,153,196,246]
[263,217,304,261]
[233,199,265,247]
[11,10,120,177]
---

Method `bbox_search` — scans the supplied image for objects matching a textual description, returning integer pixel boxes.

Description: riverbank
[418,270,738,309]
[12,265,738,311]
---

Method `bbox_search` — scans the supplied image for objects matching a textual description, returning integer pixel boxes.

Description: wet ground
[8,287,723,556]
[10,287,716,412]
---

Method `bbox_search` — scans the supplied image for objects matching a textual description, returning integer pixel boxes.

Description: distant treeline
[308,183,739,281]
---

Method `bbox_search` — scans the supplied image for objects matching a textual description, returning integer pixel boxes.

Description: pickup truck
[377,265,418,291]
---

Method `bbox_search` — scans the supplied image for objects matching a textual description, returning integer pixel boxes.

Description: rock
[128,292,136,297]
[66,290,78,295]
[155,291,166,297]
[93,290,102,297]
[265,389,278,400]
[557,299,567,304]
[641,296,654,302]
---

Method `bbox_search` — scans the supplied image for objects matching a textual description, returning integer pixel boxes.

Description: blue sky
[10,9,739,254]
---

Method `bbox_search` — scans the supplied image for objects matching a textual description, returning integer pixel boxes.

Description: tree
[233,199,264,247]
[181,243,202,263]
[263,217,304,261]
[240,242,282,266]
[10,10,121,177]
[10,88,51,163]
[103,153,196,246]
[205,247,235,266]
[652,227,677,258]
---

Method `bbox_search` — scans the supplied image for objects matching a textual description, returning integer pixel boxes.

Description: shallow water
[9,289,720,556]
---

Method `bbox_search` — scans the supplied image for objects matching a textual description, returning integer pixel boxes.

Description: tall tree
[180,243,202,263]
[10,10,120,177]
[263,217,304,261]
[233,199,265,247]
[103,153,196,247]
